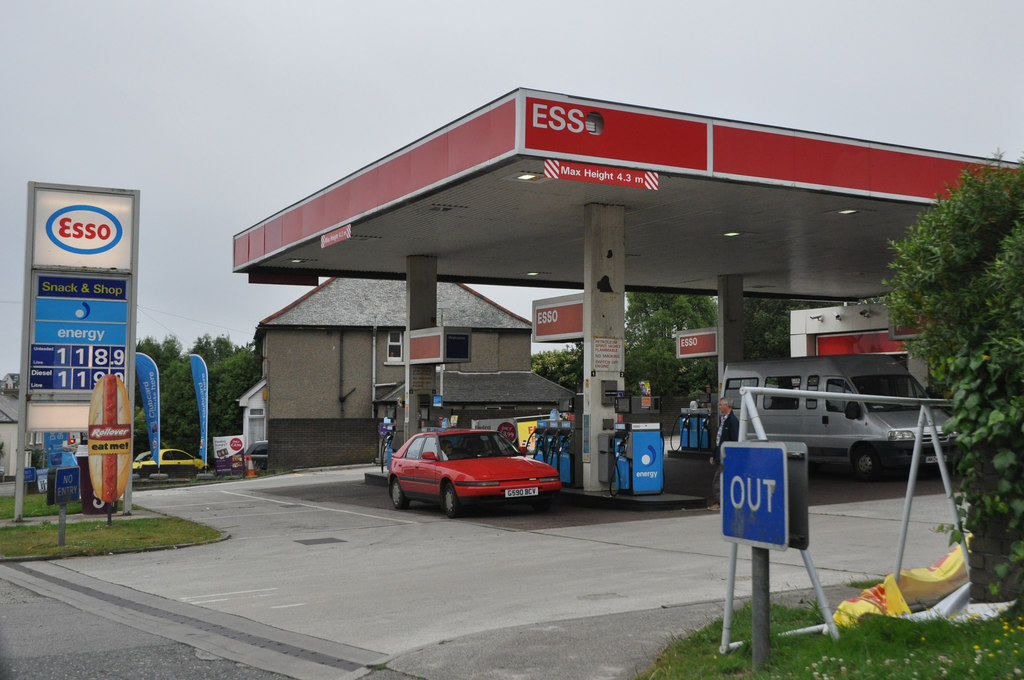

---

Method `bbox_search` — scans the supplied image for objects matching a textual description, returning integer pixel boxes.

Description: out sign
[721,442,790,550]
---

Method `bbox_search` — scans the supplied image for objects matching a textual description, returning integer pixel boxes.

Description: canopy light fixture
[838,209,858,215]
[723,231,741,237]
[517,173,541,181]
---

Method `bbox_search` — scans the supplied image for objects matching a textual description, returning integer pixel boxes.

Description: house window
[386,331,403,362]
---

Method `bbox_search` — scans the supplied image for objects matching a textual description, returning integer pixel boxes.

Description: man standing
[709,397,739,511]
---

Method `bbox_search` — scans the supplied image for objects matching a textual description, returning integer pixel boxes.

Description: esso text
[45,205,123,255]
[531,104,586,134]
[536,309,560,325]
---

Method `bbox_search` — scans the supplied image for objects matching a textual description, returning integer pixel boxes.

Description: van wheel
[852,446,882,482]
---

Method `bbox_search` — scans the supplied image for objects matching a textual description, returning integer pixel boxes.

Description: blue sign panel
[53,466,81,504]
[29,273,130,394]
[37,275,128,300]
[721,442,789,550]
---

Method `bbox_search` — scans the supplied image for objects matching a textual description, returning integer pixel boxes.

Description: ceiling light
[723,232,741,237]
[525,272,541,276]
[517,173,541,181]
[838,209,858,215]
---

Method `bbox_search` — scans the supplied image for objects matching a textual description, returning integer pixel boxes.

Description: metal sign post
[718,439,837,666]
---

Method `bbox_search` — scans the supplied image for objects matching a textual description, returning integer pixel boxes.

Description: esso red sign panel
[533,297,584,342]
[524,97,708,172]
[676,330,717,359]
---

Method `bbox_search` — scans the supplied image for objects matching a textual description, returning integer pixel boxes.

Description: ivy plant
[887,159,1024,595]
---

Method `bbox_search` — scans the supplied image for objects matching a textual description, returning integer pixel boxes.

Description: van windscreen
[851,374,927,411]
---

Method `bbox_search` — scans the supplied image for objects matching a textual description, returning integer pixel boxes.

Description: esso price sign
[46,205,123,255]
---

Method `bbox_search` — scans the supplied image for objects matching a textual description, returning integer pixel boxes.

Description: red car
[388,429,561,518]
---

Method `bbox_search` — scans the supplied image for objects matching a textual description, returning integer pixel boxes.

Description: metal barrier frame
[719,385,965,654]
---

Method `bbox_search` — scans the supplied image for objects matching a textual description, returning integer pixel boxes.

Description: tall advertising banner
[135,352,160,462]
[190,354,209,465]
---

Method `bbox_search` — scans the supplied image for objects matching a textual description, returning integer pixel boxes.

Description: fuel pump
[679,407,711,450]
[601,422,664,496]
[555,420,574,485]
[378,420,395,472]
[609,424,630,496]
[533,420,555,468]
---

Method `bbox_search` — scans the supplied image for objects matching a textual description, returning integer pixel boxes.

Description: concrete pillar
[404,256,437,441]
[716,274,744,393]
[581,204,626,492]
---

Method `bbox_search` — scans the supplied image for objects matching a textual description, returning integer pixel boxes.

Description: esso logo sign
[536,309,559,325]
[45,205,123,255]
[230,437,244,453]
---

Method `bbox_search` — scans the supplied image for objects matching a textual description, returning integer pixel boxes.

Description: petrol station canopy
[233,88,988,301]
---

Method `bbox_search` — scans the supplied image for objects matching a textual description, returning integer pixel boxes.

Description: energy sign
[29,274,129,393]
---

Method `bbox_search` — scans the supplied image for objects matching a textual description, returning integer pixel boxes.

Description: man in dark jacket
[709,397,739,510]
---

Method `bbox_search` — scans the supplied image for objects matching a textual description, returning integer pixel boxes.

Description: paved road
[0,465,960,679]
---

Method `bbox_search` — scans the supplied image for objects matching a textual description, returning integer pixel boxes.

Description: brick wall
[967,459,1022,602]
[269,418,379,469]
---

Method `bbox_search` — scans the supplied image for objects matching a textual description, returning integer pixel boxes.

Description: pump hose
[668,415,683,453]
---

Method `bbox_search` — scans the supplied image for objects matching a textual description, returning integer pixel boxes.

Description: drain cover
[294,537,345,546]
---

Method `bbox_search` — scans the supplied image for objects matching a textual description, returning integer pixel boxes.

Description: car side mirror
[422,451,439,461]
[844,401,862,420]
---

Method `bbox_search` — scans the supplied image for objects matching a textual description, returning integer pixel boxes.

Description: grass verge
[0,495,222,558]
[637,600,1023,679]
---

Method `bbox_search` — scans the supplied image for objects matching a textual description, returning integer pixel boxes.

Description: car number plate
[505,487,538,498]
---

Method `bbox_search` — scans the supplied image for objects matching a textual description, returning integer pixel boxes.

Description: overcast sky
[2,1,1022,375]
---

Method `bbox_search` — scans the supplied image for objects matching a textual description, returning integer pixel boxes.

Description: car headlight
[887,429,916,441]
[538,476,560,483]
[456,480,501,487]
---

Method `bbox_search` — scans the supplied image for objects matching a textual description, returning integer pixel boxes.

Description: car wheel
[389,477,409,510]
[852,445,882,482]
[532,498,552,513]
[441,481,462,518]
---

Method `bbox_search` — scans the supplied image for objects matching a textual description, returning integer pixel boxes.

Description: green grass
[0,494,222,558]
[636,601,1024,679]
[0,494,82,518]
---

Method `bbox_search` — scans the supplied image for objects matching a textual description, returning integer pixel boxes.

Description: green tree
[743,298,818,360]
[624,292,717,397]
[886,159,1024,599]
[132,335,259,456]
[532,343,583,393]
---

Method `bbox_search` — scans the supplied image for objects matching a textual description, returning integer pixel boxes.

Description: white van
[722,354,957,481]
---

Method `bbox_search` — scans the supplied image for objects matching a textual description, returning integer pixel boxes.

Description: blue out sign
[721,442,789,550]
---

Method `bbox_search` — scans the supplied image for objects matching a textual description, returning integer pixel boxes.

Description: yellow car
[132,449,208,477]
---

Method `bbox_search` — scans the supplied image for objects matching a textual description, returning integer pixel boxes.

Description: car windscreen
[851,374,927,411]
[441,433,521,460]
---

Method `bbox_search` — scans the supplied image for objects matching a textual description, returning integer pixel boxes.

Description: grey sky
[3,1,1022,375]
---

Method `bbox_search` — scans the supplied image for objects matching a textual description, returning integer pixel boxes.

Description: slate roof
[377,371,574,405]
[260,278,530,330]
[0,394,18,424]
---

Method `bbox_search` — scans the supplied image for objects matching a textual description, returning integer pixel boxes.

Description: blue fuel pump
[379,420,395,472]
[605,422,664,495]
[555,420,574,485]
[679,407,711,450]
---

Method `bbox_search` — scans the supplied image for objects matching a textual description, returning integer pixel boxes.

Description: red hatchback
[388,429,561,518]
